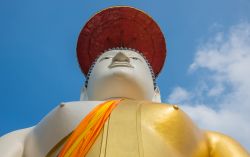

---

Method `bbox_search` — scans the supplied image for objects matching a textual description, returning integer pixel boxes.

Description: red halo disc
[77,6,167,77]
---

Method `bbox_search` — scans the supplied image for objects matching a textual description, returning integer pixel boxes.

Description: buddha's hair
[84,47,156,89]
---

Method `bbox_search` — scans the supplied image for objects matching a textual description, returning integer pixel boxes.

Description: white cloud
[167,87,191,103]
[167,22,250,151]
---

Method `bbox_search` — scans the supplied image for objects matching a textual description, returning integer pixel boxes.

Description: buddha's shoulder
[24,101,103,157]
[31,100,104,136]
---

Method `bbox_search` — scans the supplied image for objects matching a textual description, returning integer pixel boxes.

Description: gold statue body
[45,99,249,157]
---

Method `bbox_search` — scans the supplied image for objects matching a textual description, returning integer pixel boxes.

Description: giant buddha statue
[0,6,249,157]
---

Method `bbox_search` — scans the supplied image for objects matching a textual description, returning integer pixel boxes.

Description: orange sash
[58,99,121,157]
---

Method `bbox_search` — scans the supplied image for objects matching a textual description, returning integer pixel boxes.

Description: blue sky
[1,0,250,151]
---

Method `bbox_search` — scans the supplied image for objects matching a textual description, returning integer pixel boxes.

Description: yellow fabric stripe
[64,102,112,157]
[58,99,121,157]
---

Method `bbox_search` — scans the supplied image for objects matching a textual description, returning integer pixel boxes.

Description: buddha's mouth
[108,62,134,68]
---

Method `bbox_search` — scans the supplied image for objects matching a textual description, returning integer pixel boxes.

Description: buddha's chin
[109,68,133,79]
[87,78,151,101]
[87,70,155,101]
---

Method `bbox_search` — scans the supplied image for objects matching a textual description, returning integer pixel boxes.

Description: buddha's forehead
[99,49,146,60]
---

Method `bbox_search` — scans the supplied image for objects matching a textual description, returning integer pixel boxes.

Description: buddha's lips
[108,62,134,68]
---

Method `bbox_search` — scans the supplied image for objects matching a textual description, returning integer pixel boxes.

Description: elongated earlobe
[152,86,161,103]
[80,86,88,101]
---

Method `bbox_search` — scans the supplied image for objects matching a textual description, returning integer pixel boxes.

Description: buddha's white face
[86,49,155,101]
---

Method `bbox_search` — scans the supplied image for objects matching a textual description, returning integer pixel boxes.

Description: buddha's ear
[80,86,88,101]
[152,86,161,103]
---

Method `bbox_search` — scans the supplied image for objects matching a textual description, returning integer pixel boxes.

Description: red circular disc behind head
[77,6,167,77]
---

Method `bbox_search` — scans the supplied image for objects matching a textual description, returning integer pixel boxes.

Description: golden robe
[47,100,249,157]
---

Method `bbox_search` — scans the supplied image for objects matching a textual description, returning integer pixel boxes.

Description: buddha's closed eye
[99,56,112,62]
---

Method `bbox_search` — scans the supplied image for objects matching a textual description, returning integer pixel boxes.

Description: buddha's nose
[112,52,130,63]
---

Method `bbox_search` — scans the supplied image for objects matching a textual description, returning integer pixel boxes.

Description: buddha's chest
[48,101,209,157]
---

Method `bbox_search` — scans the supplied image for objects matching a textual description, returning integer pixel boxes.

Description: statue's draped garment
[47,100,211,157]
